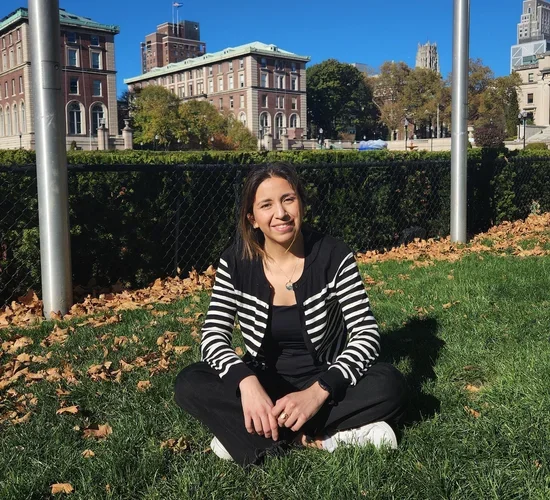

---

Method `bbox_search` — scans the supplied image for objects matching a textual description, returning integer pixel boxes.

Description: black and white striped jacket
[200,229,381,396]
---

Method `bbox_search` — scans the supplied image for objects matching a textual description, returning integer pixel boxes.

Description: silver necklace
[270,258,300,291]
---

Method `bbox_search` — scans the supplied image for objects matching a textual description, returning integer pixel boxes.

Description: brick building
[141,21,206,73]
[126,42,310,142]
[0,7,120,150]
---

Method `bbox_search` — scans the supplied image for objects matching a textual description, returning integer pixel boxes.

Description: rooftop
[0,7,119,34]
[125,41,310,84]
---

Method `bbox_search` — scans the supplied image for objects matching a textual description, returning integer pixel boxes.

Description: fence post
[450,0,469,243]
[173,178,181,275]
[29,0,73,315]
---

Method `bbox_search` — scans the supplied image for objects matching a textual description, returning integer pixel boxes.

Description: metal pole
[29,0,73,315]
[523,119,526,149]
[450,0,470,243]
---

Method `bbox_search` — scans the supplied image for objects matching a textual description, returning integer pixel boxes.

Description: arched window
[259,111,270,137]
[20,102,26,133]
[0,107,3,137]
[289,114,300,128]
[91,103,105,135]
[274,113,285,139]
[6,105,11,135]
[238,112,246,126]
[68,102,82,134]
[13,104,18,135]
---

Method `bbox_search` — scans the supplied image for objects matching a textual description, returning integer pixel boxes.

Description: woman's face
[249,176,302,248]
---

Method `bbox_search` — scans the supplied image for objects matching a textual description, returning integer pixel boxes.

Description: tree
[132,86,181,149]
[307,59,377,139]
[117,90,132,134]
[467,59,494,123]
[178,100,226,150]
[224,114,257,151]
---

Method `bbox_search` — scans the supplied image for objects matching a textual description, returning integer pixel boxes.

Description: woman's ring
[279,412,288,421]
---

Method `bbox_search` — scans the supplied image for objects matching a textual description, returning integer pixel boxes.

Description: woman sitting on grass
[175,163,407,466]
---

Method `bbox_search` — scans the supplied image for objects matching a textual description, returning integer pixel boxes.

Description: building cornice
[0,8,119,34]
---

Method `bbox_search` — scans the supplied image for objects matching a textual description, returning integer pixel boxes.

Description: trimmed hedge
[1,149,549,305]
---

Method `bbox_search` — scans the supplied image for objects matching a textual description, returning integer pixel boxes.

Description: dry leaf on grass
[137,380,151,392]
[82,423,112,440]
[160,437,190,452]
[81,449,95,458]
[235,347,244,357]
[51,483,74,495]
[464,406,481,418]
[56,405,79,415]
[173,346,191,355]
[464,384,481,393]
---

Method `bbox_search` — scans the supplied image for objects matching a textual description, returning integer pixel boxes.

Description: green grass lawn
[1,254,549,499]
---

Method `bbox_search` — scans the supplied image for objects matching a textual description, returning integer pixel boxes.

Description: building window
[218,76,223,92]
[69,77,79,94]
[229,96,234,109]
[275,59,284,71]
[528,73,534,83]
[19,76,23,93]
[90,51,102,70]
[291,62,297,72]
[274,113,284,139]
[9,34,13,45]
[11,79,15,96]
[16,45,21,65]
[188,83,193,96]
[262,95,268,107]
[6,105,11,135]
[277,96,284,108]
[90,35,100,46]
[209,66,213,76]
[67,32,77,44]
[229,74,234,89]
[290,114,299,128]
[260,57,267,68]
[239,112,246,126]
[218,63,222,73]
[527,93,534,104]
[92,80,102,96]
[4,82,7,97]
[239,73,245,88]
[239,58,244,69]
[291,98,297,110]
[240,95,244,108]
[9,50,14,68]
[2,52,6,71]
[229,61,233,71]
[197,82,204,94]
[208,79,213,93]
[67,48,78,67]
[68,102,82,134]
[276,75,284,90]
[13,104,18,134]
[219,97,223,110]
[20,102,26,133]
[261,73,268,88]
[291,77,298,91]
[91,103,104,135]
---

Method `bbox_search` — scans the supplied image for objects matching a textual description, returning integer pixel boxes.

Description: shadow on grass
[380,317,444,426]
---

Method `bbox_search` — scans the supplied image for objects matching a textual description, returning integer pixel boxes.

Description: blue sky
[4,0,522,96]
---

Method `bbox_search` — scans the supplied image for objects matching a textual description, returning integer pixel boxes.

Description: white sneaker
[322,421,398,452]
[210,436,233,461]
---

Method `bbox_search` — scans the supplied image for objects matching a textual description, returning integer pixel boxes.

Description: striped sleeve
[200,256,254,390]
[321,251,381,396]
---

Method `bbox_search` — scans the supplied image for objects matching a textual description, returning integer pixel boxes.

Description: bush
[1,149,549,305]
[473,121,506,149]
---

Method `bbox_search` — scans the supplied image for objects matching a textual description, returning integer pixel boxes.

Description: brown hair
[238,162,306,260]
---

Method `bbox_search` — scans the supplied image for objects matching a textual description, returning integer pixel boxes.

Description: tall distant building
[511,0,550,70]
[415,42,439,73]
[141,21,206,73]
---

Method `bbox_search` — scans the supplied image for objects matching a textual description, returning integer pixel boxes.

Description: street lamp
[19,132,22,150]
[404,119,409,150]
[154,134,159,151]
[518,110,528,149]
[319,127,323,149]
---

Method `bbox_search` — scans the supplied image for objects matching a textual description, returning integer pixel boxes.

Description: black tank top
[263,304,319,378]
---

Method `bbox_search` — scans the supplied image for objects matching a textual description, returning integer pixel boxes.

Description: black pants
[174,360,407,467]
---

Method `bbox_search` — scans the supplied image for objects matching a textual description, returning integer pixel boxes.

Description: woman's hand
[239,375,279,441]
[271,382,329,432]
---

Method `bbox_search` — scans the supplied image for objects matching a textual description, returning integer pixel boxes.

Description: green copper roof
[0,7,119,34]
[124,41,310,84]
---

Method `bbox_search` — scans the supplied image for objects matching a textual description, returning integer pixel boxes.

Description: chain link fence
[1,157,549,307]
